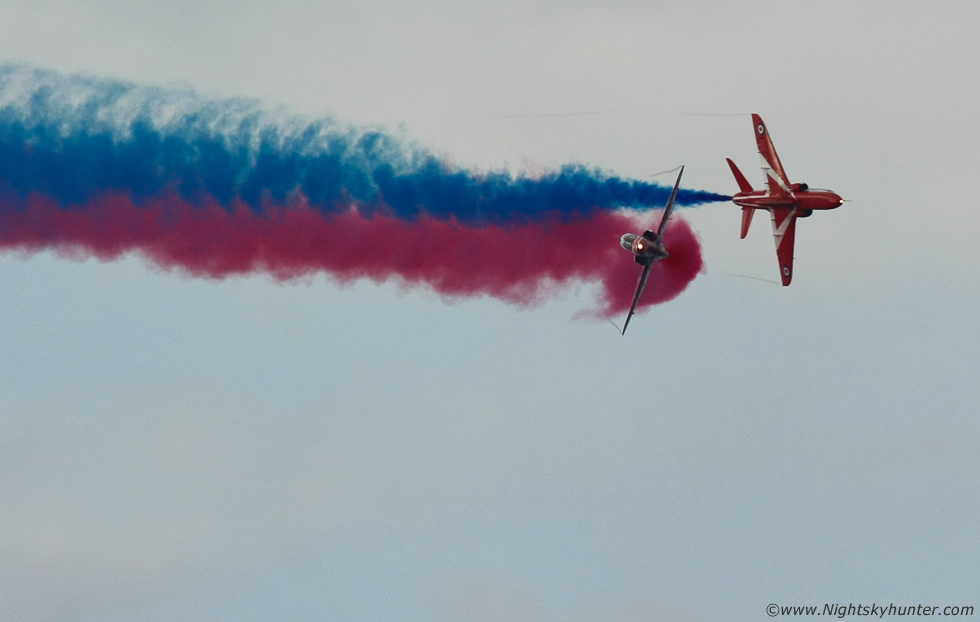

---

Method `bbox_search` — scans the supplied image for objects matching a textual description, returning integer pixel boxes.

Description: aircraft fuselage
[620,233,668,264]
[731,188,843,212]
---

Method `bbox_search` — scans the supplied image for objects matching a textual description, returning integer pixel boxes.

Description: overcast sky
[2,2,978,621]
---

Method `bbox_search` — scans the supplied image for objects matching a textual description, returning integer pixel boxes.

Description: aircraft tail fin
[740,207,755,239]
[726,158,753,193]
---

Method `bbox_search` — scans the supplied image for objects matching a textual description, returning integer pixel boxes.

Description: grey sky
[2,1,978,621]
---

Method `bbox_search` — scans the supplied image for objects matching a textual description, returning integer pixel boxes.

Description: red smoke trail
[0,193,703,316]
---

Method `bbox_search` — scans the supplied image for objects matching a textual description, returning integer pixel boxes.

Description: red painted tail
[726,158,753,193]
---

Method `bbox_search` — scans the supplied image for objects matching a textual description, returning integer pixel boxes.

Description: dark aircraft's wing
[622,261,653,335]
[655,165,685,240]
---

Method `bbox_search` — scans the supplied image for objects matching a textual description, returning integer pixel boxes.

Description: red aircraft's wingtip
[752,114,769,141]
[780,268,793,286]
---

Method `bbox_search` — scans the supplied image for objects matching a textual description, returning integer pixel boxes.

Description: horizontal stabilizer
[740,207,755,239]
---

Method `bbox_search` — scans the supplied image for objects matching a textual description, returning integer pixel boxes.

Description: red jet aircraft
[726,114,844,285]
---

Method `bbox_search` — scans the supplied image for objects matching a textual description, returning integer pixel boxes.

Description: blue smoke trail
[0,64,730,223]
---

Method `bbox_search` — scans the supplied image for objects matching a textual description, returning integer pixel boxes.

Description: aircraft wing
[752,113,794,200]
[622,262,653,335]
[655,165,685,239]
[770,207,798,286]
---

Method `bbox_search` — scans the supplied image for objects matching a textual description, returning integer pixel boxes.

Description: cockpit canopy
[620,233,638,252]
[621,233,661,256]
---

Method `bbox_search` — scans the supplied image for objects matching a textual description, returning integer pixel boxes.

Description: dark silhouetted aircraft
[618,165,684,334]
